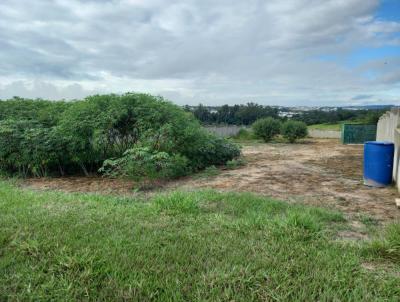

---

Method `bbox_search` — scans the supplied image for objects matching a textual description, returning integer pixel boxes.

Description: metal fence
[341,124,377,144]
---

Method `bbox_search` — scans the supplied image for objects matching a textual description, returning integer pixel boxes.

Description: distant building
[278,111,294,118]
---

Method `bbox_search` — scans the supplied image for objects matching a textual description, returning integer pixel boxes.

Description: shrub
[99,147,189,181]
[252,117,281,142]
[281,120,308,143]
[0,93,241,178]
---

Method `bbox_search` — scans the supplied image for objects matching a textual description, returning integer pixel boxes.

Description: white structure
[376,108,400,191]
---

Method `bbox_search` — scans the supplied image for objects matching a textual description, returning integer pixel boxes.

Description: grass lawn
[0,181,399,301]
[308,123,342,131]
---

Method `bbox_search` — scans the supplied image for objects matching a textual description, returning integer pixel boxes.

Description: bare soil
[22,139,400,222]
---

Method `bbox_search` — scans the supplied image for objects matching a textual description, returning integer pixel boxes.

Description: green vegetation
[188,103,279,125]
[252,117,281,142]
[281,120,308,143]
[0,182,398,301]
[308,123,342,131]
[231,128,255,141]
[187,103,386,127]
[308,120,377,131]
[193,165,220,178]
[293,108,386,125]
[366,223,400,261]
[0,94,240,178]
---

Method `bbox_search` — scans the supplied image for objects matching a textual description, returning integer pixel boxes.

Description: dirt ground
[22,139,400,223]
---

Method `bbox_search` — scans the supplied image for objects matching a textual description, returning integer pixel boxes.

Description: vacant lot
[4,139,400,300]
[24,139,399,223]
[170,139,399,222]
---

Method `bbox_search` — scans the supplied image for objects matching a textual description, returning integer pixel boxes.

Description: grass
[0,181,399,301]
[308,123,342,131]
[193,165,220,178]
[308,120,370,131]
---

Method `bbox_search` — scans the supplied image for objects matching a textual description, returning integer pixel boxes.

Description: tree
[235,103,278,125]
[252,117,281,142]
[281,121,308,143]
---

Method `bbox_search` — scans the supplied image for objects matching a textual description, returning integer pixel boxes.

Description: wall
[308,129,340,139]
[204,125,247,137]
[376,108,400,191]
[205,125,342,139]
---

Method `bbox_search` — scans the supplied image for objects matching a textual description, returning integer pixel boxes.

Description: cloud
[351,94,374,100]
[0,0,399,105]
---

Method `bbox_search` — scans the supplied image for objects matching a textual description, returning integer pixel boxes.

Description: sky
[0,0,399,106]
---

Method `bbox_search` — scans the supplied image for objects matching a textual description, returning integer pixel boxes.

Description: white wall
[376,108,400,191]
[204,125,248,137]
[308,129,340,139]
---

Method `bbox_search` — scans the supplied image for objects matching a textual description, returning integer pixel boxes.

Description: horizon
[1,93,396,109]
[0,0,399,106]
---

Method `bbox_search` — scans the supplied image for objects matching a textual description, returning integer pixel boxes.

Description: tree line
[186,103,386,125]
[185,103,279,125]
[291,108,386,125]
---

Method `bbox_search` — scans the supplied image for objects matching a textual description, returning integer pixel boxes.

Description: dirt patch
[21,139,400,222]
[23,177,136,195]
[166,139,399,222]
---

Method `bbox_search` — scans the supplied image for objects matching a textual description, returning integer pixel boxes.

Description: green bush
[0,93,240,178]
[99,147,189,181]
[281,120,308,143]
[252,117,281,142]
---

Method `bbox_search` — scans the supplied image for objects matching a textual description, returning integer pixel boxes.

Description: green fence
[341,124,377,144]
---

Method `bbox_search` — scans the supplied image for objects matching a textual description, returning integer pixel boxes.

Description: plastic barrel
[363,141,394,187]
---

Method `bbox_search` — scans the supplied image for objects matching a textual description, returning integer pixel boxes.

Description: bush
[0,93,241,179]
[99,147,189,181]
[281,120,308,143]
[252,117,281,142]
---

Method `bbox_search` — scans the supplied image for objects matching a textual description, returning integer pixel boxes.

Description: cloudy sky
[0,0,399,106]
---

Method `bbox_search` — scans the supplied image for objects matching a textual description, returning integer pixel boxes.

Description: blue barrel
[363,141,394,187]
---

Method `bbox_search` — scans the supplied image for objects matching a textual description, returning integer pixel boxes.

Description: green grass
[0,181,399,301]
[308,123,342,131]
[308,120,370,131]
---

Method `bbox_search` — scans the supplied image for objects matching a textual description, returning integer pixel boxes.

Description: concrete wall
[204,125,248,137]
[308,129,340,139]
[205,125,341,139]
[376,108,400,191]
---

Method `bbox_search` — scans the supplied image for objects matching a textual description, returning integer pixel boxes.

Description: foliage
[188,103,386,127]
[190,102,279,125]
[281,120,308,143]
[0,182,399,301]
[100,147,189,181]
[0,93,240,178]
[293,108,386,126]
[252,117,281,142]
[232,128,254,140]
